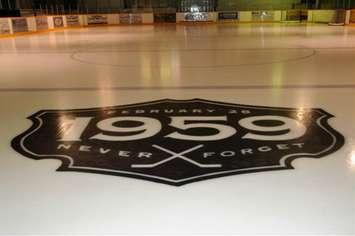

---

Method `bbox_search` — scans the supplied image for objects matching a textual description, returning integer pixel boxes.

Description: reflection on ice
[351,151,355,167]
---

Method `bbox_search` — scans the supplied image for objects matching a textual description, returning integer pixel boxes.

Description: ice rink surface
[0,23,355,235]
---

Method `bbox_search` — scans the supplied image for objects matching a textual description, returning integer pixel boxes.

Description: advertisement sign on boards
[130,14,142,24]
[53,16,64,28]
[66,15,80,26]
[120,14,142,24]
[36,16,48,30]
[87,15,108,25]
[0,18,10,34]
[11,18,28,33]
[350,10,355,23]
[154,13,176,23]
[218,12,238,20]
[184,12,209,21]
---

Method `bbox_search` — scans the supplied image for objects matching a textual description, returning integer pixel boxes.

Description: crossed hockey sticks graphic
[131,144,222,169]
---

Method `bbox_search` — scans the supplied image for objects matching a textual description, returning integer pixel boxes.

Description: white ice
[0,23,354,235]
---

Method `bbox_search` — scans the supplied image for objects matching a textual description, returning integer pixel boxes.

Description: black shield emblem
[11,99,344,186]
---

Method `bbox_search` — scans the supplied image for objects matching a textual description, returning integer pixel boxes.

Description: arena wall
[0,10,353,37]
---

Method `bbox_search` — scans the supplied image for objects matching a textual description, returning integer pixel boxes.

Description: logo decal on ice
[11,99,344,186]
